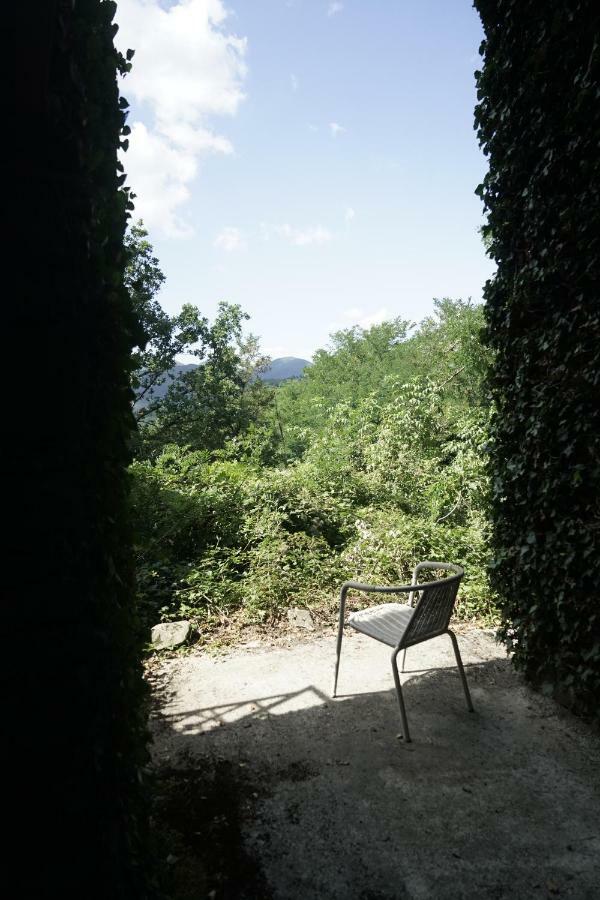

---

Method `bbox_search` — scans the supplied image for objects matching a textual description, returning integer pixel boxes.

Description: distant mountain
[136,363,197,406]
[136,357,310,408]
[259,357,310,382]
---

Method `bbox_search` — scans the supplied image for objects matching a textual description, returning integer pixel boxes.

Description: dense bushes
[132,304,497,633]
[474,0,600,717]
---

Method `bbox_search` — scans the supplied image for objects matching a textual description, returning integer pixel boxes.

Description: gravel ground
[148,626,600,899]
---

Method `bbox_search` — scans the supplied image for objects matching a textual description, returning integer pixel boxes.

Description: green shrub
[131,307,498,634]
[171,548,247,622]
[242,530,344,620]
[245,464,355,547]
[130,447,251,623]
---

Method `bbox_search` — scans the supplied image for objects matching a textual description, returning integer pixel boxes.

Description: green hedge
[12,1,151,894]
[474,1,600,717]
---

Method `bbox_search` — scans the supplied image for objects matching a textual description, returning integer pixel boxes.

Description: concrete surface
[150,627,600,899]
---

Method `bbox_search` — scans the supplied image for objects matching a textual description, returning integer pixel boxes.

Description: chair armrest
[340,580,415,595]
[339,562,465,622]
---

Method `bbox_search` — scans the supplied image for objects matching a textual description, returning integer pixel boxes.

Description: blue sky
[116,0,494,361]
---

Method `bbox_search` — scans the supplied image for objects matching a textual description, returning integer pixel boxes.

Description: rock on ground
[150,620,191,651]
[149,627,600,899]
[286,607,315,630]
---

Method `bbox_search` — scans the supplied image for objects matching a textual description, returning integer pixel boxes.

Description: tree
[125,222,209,418]
[275,302,489,457]
[407,298,491,410]
[275,318,411,443]
[125,225,273,454]
[141,301,273,454]
[309,317,412,406]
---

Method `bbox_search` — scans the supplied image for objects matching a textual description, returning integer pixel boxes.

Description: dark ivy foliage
[12,1,152,895]
[474,1,600,717]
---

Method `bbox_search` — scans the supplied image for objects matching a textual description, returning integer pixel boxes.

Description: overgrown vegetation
[474,0,600,718]
[129,235,497,635]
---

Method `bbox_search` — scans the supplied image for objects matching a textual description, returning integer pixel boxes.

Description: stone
[286,607,314,630]
[151,620,191,650]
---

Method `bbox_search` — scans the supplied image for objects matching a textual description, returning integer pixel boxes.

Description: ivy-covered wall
[474,1,600,717]
[12,1,150,894]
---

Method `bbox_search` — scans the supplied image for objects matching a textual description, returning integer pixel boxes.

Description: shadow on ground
[149,635,600,900]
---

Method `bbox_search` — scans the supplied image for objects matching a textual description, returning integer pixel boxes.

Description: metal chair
[333,561,474,742]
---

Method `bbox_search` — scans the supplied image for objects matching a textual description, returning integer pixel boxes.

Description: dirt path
[148,627,600,899]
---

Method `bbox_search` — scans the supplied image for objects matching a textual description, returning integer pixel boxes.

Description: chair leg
[447,630,474,712]
[333,622,344,698]
[391,650,411,742]
[401,647,407,673]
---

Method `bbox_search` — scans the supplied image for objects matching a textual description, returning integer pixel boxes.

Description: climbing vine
[13,1,152,894]
[474,0,600,717]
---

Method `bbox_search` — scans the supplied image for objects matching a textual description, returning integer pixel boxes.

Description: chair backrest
[400,562,464,648]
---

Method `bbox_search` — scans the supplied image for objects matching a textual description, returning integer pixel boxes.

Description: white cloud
[115,0,247,238]
[329,122,346,137]
[342,306,390,329]
[291,73,299,92]
[124,122,196,238]
[261,223,333,246]
[214,226,247,251]
[327,2,344,16]
[345,206,355,223]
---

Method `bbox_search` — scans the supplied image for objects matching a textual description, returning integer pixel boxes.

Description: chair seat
[348,603,414,648]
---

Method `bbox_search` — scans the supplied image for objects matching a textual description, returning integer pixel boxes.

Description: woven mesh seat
[348,603,414,647]
[333,561,474,743]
